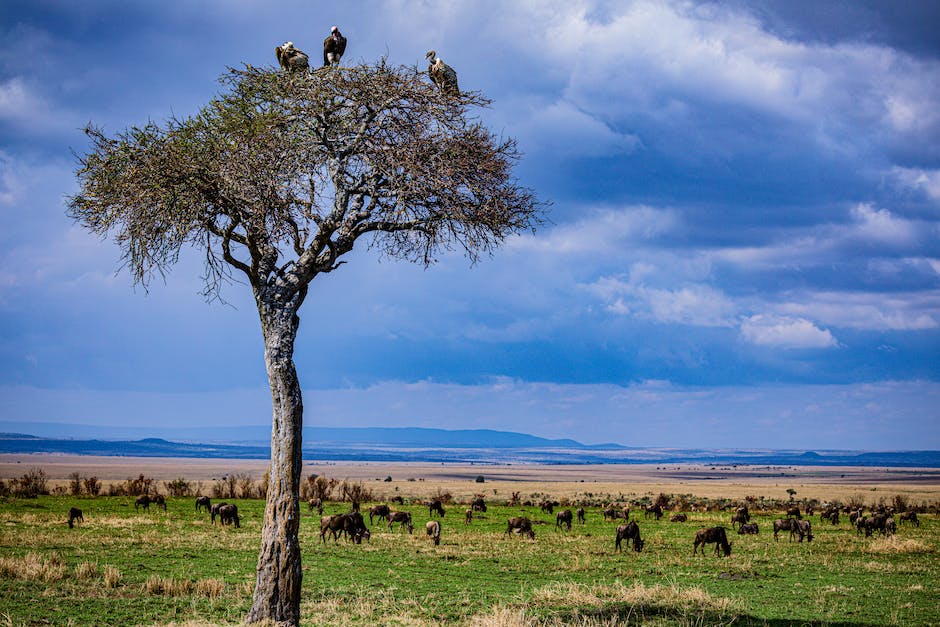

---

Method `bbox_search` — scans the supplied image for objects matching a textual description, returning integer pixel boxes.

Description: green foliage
[0,495,937,625]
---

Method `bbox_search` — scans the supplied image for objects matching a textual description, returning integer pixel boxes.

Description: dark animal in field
[539,501,555,515]
[865,513,889,537]
[603,507,618,521]
[821,508,839,525]
[218,504,240,528]
[576,507,586,524]
[323,27,347,66]
[342,512,369,543]
[738,522,759,535]
[556,509,573,531]
[429,500,446,518]
[885,517,897,536]
[465,508,473,525]
[614,521,644,552]
[151,494,167,512]
[390,495,404,505]
[388,511,414,533]
[849,509,863,526]
[308,498,323,515]
[320,515,343,543]
[694,526,732,556]
[210,502,228,524]
[135,495,151,511]
[68,507,83,529]
[644,504,663,520]
[898,511,919,527]
[351,500,360,513]
[786,506,802,519]
[506,517,535,539]
[275,41,310,72]
[426,50,459,95]
[426,520,441,546]
[471,497,487,512]
[791,519,813,542]
[731,506,750,529]
[369,504,391,525]
[671,513,688,523]
[195,496,211,512]
[773,518,794,541]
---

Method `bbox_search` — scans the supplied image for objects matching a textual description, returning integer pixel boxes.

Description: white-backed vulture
[275,41,309,72]
[426,50,459,95]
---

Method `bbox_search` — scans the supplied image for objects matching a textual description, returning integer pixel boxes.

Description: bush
[475,475,485,483]
[166,478,191,497]
[11,467,48,498]
[83,476,102,496]
[69,472,83,496]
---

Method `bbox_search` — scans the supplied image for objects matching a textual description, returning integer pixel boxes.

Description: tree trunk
[247,301,304,626]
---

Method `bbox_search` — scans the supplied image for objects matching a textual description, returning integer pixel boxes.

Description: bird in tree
[67,59,543,626]
[323,26,347,66]
[275,41,309,72]
[426,49,459,95]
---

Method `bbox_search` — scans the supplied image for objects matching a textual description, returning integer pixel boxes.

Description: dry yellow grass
[0,551,66,582]
[866,536,933,554]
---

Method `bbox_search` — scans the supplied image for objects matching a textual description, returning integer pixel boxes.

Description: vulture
[426,50,459,95]
[323,26,347,66]
[275,41,309,72]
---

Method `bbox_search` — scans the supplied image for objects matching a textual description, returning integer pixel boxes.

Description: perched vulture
[323,26,347,66]
[275,41,309,72]
[426,50,459,95]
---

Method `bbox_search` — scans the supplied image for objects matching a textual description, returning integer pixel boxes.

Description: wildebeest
[388,511,414,533]
[429,500,446,518]
[151,494,167,512]
[821,509,839,525]
[791,519,813,542]
[320,512,369,543]
[849,509,863,526]
[369,504,390,525]
[693,526,732,556]
[576,507,586,524]
[210,502,229,524]
[67,507,83,529]
[885,517,897,536]
[506,516,535,539]
[470,497,487,512]
[731,506,750,529]
[195,496,211,512]
[614,521,644,552]
[864,513,889,537]
[539,501,555,515]
[135,495,151,511]
[603,506,619,521]
[308,498,323,515]
[786,506,802,519]
[426,520,441,545]
[465,508,473,525]
[218,503,240,528]
[898,511,919,527]
[644,504,663,520]
[773,518,794,541]
[738,522,759,535]
[556,509,573,531]
[671,513,688,523]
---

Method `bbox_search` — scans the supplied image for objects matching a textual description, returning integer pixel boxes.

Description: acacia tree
[67,60,541,625]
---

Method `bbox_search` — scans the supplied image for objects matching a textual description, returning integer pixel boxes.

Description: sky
[1,0,939,450]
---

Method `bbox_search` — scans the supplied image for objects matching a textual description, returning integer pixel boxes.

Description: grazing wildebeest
[603,506,618,521]
[429,500,446,518]
[791,519,813,542]
[730,506,750,529]
[320,515,343,543]
[693,526,732,556]
[369,504,390,525]
[308,498,323,515]
[218,504,240,528]
[865,513,889,537]
[426,520,441,545]
[471,497,487,512]
[773,518,794,541]
[151,494,167,512]
[785,506,802,519]
[390,495,404,505]
[343,512,369,543]
[388,511,414,533]
[821,509,839,525]
[506,516,535,539]
[614,521,644,552]
[67,507,83,529]
[738,522,759,535]
[556,509,573,531]
[849,509,863,526]
[465,509,473,525]
[210,502,228,524]
[195,496,211,513]
[539,501,555,515]
[898,511,919,527]
[576,507,586,524]
[885,517,897,536]
[135,495,151,512]
[644,504,663,520]
[671,513,688,523]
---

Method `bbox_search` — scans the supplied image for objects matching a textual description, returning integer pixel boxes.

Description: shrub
[69,472,83,496]
[339,480,375,504]
[83,476,101,496]
[166,477,191,497]
[11,467,48,498]
[475,475,485,483]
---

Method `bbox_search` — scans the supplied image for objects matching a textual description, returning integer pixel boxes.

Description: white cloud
[592,277,736,327]
[850,203,918,245]
[740,314,837,349]
[776,293,938,331]
[892,167,940,203]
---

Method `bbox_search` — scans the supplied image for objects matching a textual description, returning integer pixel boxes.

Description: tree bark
[246,300,304,626]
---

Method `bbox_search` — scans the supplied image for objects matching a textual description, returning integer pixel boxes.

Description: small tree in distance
[68,59,542,625]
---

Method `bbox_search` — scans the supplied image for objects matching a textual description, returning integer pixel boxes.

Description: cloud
[849,203,918,246]
[892,167,940,203]
[740,314,837,349]
[512,99,640,157]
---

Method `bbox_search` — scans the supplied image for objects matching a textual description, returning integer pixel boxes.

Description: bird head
[426,50,436,61]
[331,26,339,34]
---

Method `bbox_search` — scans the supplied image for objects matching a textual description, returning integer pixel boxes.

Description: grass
[0,495,938,625]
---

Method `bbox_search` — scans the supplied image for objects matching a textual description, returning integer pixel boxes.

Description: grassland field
[1,458,939,626]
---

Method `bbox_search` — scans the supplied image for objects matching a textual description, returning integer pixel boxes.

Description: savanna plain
[1,456,938,626]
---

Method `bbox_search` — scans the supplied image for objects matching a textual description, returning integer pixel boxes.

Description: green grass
[1,496,937,625]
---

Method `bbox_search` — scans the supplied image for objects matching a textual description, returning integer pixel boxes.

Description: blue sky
[1,1,938,449]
